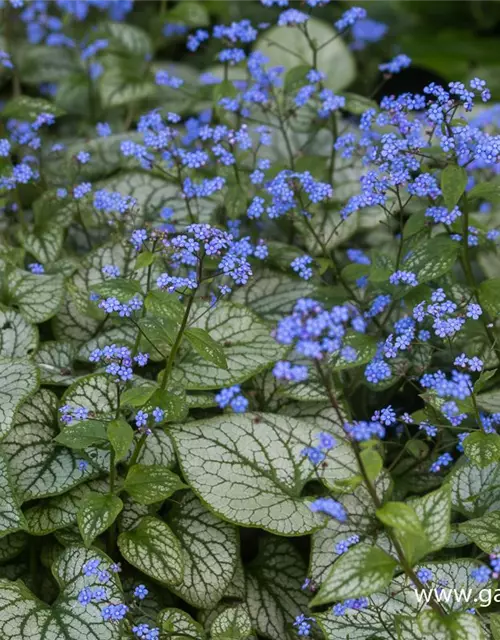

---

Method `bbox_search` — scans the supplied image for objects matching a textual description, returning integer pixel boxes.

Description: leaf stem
[160,293,195,391]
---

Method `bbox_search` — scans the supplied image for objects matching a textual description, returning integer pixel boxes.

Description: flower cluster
[78,559,160,637]
[309,497,347,521]
[301,431,337,464]
[89,346,149,382]
[134,407,164,434]
[59,404,90,424]
[156,224,267,292]
[272,298,365,381]
[471,551,500,583]
[97,295,143,317]
[215,385,248,413]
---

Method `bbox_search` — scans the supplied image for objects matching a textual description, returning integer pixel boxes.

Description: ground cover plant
[3,1,500,639]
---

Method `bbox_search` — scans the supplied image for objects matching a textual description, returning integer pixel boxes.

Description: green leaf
[172,302,286,390]
[342,92,378,115]
[479,278,500,317]
[185,327,228,370]
[145,387,188,422]
[211,605,253,640]
[93,278,142,302]
[410,485,451,554]
[311,544,397,605]
[377,500,430,562]
[246,538,308,640]
[474,368,497,394]
[318,558,487,640]
[124,464,186,505]
[491,614,500,640]
[360,448,383,483]
[284,65,311,94]
[62,374,118,422]
[2,95,65,121]
[135,251,155,269]
[98,68,157,109]
[168,1,210,26]
[0,452,26,536]
[120,385,156,407]
[441,164,467,210]
[138,316,176,354]
[468,178,500,203]
[171,412,330,535]
[21,225,64,264]
[463,432,500,467]
[458,511,500,553]
[230,269,314,323]
[132,427,176,469]
[403,211,427,239]
[159,608,205,640]
[2,389,94,501]
[253,17,355,92]
[55,420,109,449]
[7,269,64,323]
[0,532,27,563]
[447,461,500,517]
[107,418,134,460]
[376,501,424,533]
[77,492,123,547]
[24,482,101,535]
[45,134,142,184]
[0,359,39,440]
[117,516,184,586]
[145,287,184,314]
[167,492,238,608]
[0,546,123,639]
[332,332,377,370]
[399,235,459,288]
[0,309,38,359]
[102,21,152,57]
[17,44,78,85]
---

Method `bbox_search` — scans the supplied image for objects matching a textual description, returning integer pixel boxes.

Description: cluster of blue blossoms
[215,385,249,413]
[471,550,500,584]
[272,298,365,382]
[156,223,267,294]
[78,559,159,638]
[89,345,149,383]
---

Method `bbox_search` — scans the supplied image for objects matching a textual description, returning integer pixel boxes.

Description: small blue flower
[309,497,347,521]
[134,584,149,600]
[28,263,44,274]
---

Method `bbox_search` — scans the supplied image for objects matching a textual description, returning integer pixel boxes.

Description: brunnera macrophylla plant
[2,1,500,640]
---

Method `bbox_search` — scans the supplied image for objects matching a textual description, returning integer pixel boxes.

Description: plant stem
[132,246,157,358]
[128,432,147,469]
[160,293,195,390]
[3,6,21,98]
[109,387,121,496]
[128,286,197,468]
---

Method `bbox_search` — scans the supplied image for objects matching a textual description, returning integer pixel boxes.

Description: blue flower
[310,497,347,521]
[379,54,412,74]
[134,584,149,600]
